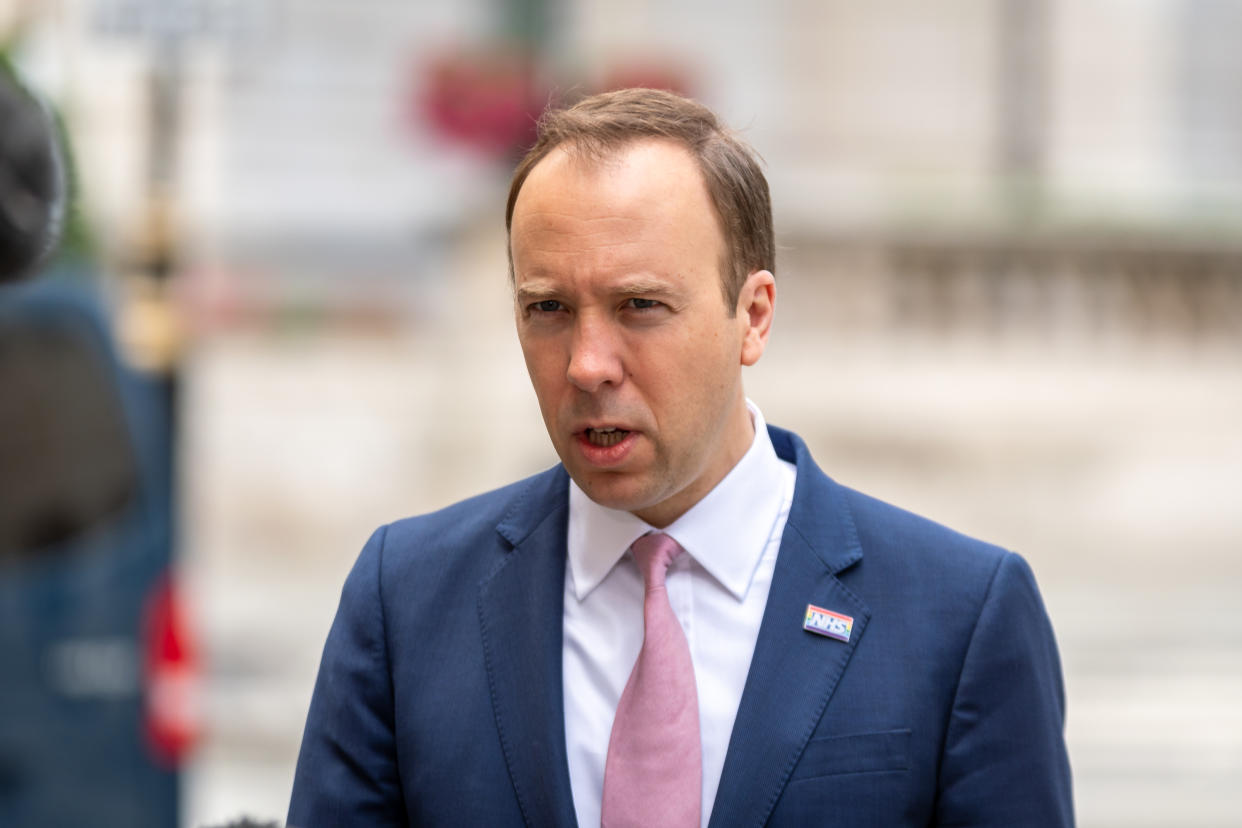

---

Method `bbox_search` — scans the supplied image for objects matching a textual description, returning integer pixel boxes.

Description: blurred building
[7,0,1239,340]
[4,1,1240,826]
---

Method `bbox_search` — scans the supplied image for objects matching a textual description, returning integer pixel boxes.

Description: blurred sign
[418,47,543,158]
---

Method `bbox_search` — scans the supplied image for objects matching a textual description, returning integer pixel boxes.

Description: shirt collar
[566,400,790,602]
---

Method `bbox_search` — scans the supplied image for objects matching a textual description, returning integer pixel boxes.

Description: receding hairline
[510,136,715,220]
[507,134,714,231]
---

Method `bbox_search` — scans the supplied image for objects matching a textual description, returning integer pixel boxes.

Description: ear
[737,269,775,366]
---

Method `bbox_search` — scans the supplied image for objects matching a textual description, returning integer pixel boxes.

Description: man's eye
[531,300,563,313]
[627,298,662,310]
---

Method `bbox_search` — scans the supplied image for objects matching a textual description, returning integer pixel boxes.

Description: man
[288,88,1074,827]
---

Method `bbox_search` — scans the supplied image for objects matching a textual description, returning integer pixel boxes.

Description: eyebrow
[514,277,678,304]
[613,278,677,298]
[514,284,561,304]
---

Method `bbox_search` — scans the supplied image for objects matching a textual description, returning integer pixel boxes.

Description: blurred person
[0,62,64,284]
[0,55,189,828]
[288,89,1073,827]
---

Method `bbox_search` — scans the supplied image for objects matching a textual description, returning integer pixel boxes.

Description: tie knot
[630,532,683,590]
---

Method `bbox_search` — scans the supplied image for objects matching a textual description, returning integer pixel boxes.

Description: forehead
[520,138,704,206]
[509,139,724,277]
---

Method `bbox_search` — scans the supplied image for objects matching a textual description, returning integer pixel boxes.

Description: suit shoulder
[829,483,1052,663]
[334,465,568,616]
[838,483,1010,580]
[371,464,567,562]
[776,426,1013,584]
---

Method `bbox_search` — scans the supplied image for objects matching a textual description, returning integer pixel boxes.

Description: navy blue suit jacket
[288,426,1073,826]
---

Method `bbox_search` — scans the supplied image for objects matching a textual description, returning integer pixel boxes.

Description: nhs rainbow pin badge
[803,604,853,642]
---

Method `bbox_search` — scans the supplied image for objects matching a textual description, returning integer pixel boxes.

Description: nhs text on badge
[803,604,853,642]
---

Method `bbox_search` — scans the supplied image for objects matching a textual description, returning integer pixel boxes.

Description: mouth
[582,426,631,447]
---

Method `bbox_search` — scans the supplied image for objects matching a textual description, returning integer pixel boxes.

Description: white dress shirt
[563,401,797,828]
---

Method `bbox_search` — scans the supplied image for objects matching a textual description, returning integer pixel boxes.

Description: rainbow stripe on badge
[803,604,853,642]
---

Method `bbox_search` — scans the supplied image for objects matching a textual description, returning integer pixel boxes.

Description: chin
[571,471,657,514]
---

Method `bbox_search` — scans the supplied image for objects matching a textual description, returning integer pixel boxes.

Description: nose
[566,316,624,393]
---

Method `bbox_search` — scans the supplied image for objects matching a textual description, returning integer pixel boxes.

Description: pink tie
[601,532,702,828]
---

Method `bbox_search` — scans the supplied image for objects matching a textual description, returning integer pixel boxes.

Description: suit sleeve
[935,552,1075,827]
[288,526,406,827]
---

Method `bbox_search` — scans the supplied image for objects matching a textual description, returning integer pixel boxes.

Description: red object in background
[142,572,201,765]
[415,49,699,157]
[418,48,544,157]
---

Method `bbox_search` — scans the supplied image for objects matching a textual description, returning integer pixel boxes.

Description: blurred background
[1,0,1240,825]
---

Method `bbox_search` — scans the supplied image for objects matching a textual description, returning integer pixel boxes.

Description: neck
[632,396,755,528]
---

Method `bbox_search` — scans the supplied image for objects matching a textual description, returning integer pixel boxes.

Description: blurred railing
[783,232,1242,344]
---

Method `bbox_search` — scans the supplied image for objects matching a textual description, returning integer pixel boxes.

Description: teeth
[586,428,628,447]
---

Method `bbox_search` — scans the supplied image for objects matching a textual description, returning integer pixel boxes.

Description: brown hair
[505,88,774,310]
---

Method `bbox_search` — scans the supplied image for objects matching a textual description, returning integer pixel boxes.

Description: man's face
[510,138,773,527]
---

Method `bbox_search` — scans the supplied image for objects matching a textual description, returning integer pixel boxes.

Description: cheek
[520,354,565,423]
[648,351,724,421]
[520,337,563,382]
[636,330,729,394]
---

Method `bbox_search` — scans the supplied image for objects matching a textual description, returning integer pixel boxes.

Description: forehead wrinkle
[517,208,646,242]
[514,222,662,274]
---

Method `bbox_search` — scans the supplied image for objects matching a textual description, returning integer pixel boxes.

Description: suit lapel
[479,469,579,828]
[709,430,872,828]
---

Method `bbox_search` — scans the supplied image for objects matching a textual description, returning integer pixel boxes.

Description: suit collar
[709,426,871,827]
[768,424,863,574]
[493,426,858,569]
[495,464,570,548]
